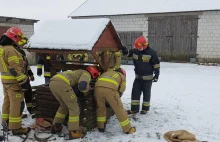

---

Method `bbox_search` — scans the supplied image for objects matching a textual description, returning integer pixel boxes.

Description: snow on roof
[69,0,220,17]
[27,18,110,50]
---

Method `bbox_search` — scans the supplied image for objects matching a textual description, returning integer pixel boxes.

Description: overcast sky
[0,0,86,30]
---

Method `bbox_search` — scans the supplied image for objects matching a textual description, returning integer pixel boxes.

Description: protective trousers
[95,87,131,133]
[1,83,24,130]
[45,77,50,84]
[49,80,80,131]
[131,79,152,111]
[20,80,33,114]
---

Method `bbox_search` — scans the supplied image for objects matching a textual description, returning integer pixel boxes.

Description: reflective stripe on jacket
[95,70,126,93]
[0,45,27,83]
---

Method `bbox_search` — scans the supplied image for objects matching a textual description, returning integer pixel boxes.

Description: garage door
[148,15,199,61]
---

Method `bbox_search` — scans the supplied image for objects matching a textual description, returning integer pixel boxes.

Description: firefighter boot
[98,123,106,133]
[140,110,148,114]
[67,130,85,139]
[12,127,31,135]
[127,110,138,115]
[50,123,63,134]
[125,127,136,134]
[21,114,28,119]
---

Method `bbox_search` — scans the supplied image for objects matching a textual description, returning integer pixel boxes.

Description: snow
[69,0,220,17]
[1,62,220,141]
[26,18,110,50]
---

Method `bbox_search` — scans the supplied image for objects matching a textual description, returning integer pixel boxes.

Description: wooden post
[49,55,57,77]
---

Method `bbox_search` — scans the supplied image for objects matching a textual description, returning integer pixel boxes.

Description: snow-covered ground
[0,62,220,142]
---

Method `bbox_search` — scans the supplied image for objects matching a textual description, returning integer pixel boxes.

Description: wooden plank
[32,85,116,130]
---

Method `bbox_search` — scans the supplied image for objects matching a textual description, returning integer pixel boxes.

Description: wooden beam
[92,48,118,52]
[103,51,108,71]
[26,48,90,54]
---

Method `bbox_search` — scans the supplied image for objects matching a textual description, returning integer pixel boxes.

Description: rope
[34,130,54,142]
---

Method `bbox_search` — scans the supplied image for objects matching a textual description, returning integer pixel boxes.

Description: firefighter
[0,27,31,135]
[37,54,64,84]
[121,36,160,114]
[94,68,136,134]
[49,66,99,139]
[109,51,121,70]
[97,51,121,70]
[14,37,34,115]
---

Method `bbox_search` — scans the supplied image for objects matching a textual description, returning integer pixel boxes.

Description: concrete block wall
[0,22,36,64]
[75,14,148,37]
[107,15,148,37]
[0,23,34,38]
[197,11,220,62]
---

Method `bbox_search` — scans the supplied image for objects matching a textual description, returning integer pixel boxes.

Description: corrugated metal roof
[69,0,220,17]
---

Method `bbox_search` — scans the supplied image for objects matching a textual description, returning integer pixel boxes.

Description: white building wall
[107,15,148,37]
[0,23,34,38]
[0,22,36,64]
[197,11,220,62]
[75,11,220,63]
[76,14,148,37]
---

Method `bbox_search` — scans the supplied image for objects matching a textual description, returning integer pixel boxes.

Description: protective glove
[29,75,35,81]
[19,79,29,92]
[121,46,128,55]
[72,85,81,97]
[152,75,159,82]
[37,69,42,76]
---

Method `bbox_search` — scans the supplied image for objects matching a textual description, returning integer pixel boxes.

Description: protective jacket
[123,47,160,80]
[95,70,126,94]
[0,45,27,84]
[51,70,91,93]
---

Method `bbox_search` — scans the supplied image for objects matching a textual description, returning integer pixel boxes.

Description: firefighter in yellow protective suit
[94,68,136,134]
[0,27,31,135]
[109,51,121,70]
[97,51,121,70]
[49,66,99,139]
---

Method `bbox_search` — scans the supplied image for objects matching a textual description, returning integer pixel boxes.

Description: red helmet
[134,36,148,49]
[4,27,25,43]
[86,66,99,79]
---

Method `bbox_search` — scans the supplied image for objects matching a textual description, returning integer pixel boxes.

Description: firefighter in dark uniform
[37,54,64,84]
[121,36,160,114]
[14,37,34,115]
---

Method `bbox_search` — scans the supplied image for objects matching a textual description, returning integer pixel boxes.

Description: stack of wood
[32,84,115,130]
